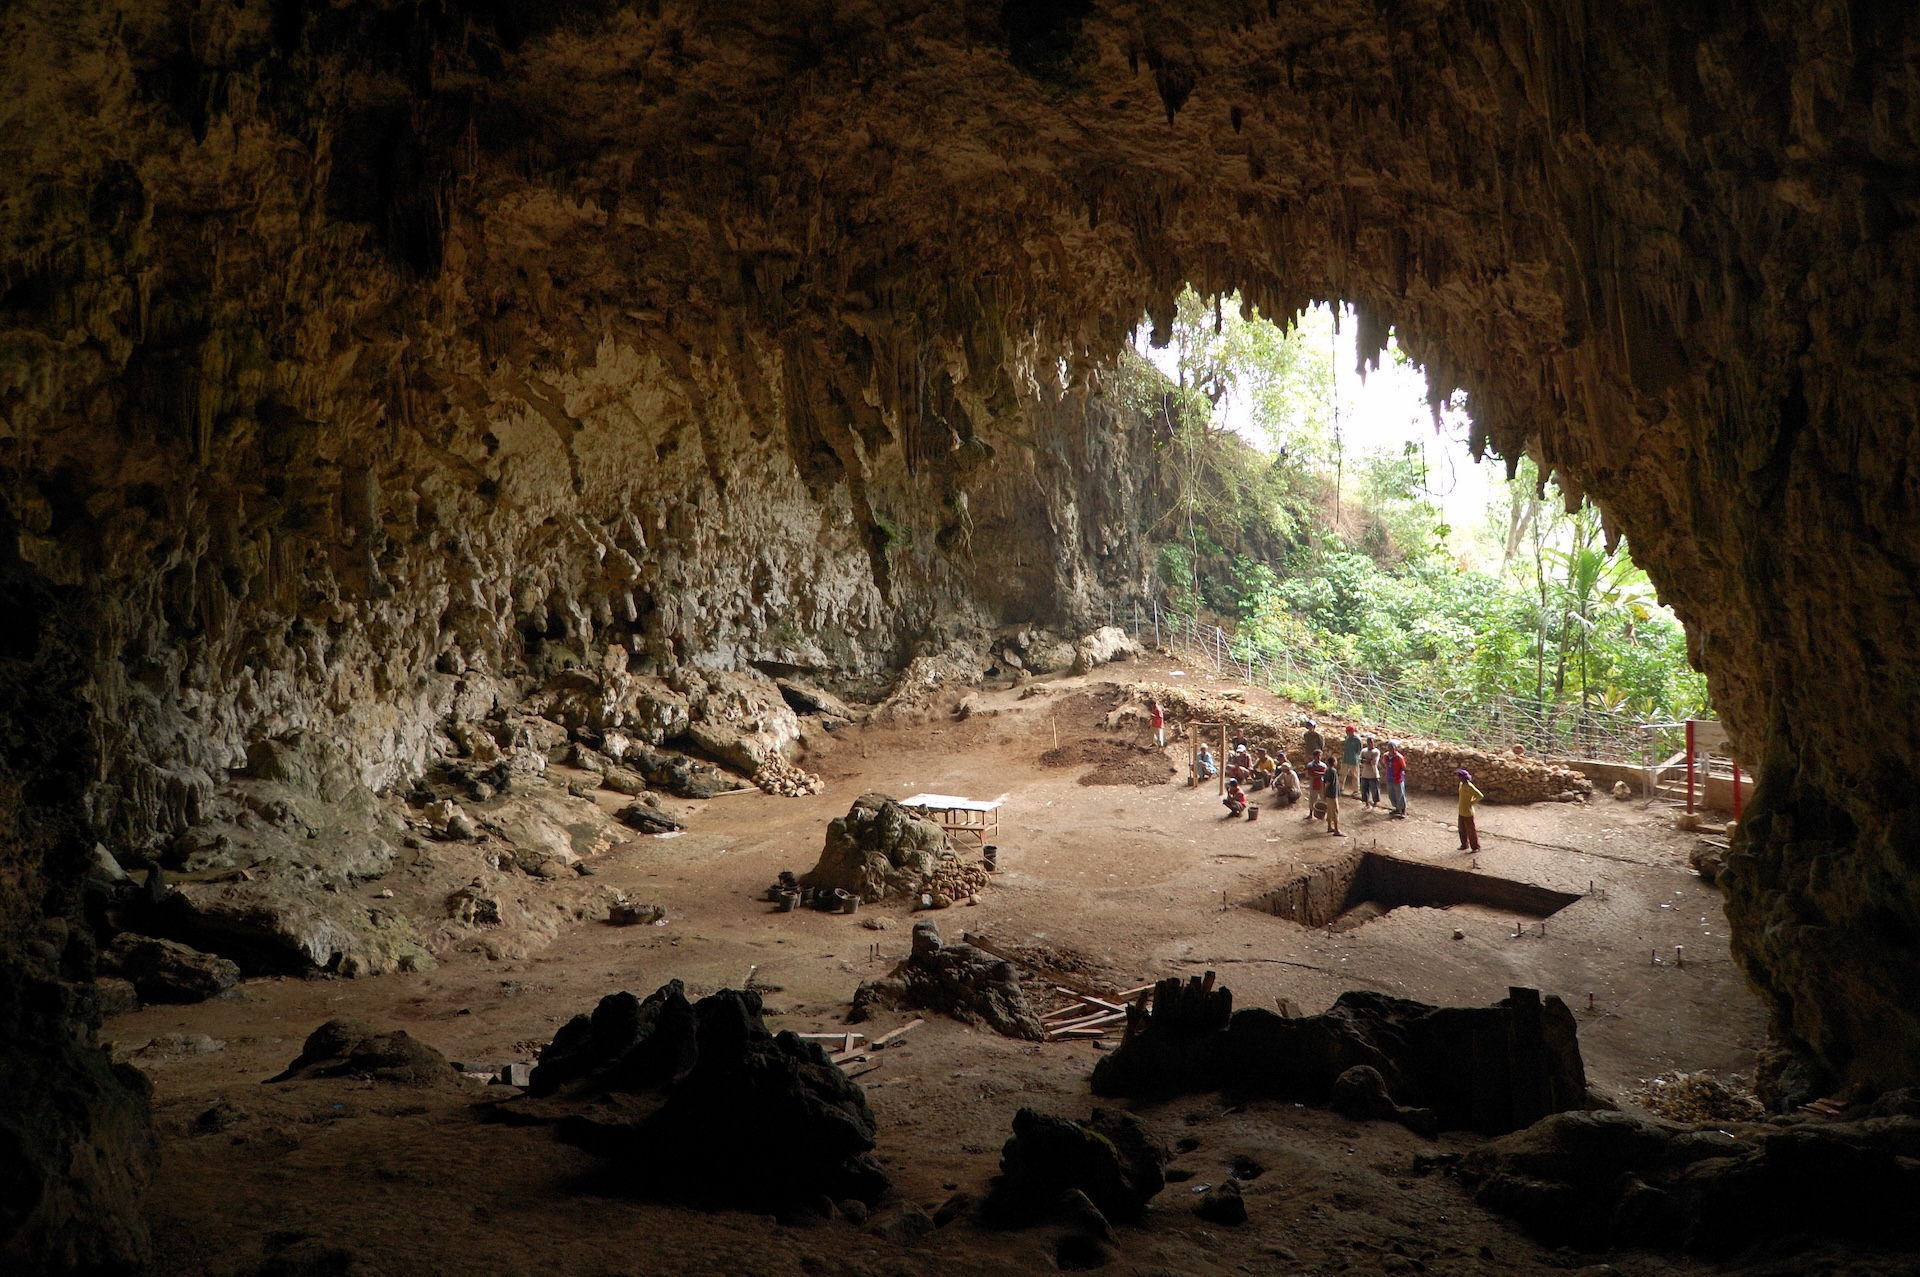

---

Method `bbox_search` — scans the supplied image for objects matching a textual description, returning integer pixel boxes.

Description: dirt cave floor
[117,659,1886,1277]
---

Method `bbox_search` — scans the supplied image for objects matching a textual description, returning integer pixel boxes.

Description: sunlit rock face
[3,0,1918,1266]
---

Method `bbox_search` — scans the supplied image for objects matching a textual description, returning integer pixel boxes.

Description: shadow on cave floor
[117,657,1798,1276]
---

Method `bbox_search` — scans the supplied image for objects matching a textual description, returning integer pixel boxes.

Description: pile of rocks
[1459,1103,1920,1254]
[1091,978,1589,1137]
[754,756,825,797]
[919,854,989,907]
[801,794,949,902]
[850,920,1044,1040]
[515,981,890,1212]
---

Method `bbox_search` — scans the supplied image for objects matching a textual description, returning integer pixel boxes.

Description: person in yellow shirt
[1455,768,1483,851]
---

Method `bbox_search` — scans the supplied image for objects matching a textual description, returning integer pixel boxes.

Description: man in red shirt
[1383,741,1408,819]
[1149,698,1166,747]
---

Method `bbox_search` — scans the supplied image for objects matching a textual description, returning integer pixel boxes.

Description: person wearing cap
[1456,768,1484,851]
[1339,725,1362,797]
[1384,741,1408,818]
[1305,749,1329,820]
[1223,777,1248,819]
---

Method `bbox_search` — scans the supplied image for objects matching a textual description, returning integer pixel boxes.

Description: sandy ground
[113,658,1842,1277]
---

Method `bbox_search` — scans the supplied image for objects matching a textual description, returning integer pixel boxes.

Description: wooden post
[1685,720,1696,814]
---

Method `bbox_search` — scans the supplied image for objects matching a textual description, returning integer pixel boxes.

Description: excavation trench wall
[5,1,1920,1266]
[1253,852,1581,930]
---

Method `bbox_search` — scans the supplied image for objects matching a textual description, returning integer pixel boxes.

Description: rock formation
[5,2,1920,1267]
[1459,1106,1920,1255]
[851,919,1046,1040]
[1092,978,1588,1138]
[515,981,890,1211]
[802,794,951,903]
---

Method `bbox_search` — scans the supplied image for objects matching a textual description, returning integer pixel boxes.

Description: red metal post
[1732,761,1743,822]
[1685,720,1696,814]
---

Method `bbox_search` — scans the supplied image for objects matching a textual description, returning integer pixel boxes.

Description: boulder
[985,1107,1168,1227]
[1459,1109,1920,1254]
[671,668,802,770]
[97,934,238,1004]
[625,747,738,798]
[776,677,855,719]
[800,794,948,902]
[1193,1178,1247,1225]
[527,983,890,1210]
[617,802,684,835]
[1070,626,1142,674]
[269,1019,454,1086]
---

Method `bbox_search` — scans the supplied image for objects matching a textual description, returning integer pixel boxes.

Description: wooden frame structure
[898,793,1002,848]
[1187,721,1227,793]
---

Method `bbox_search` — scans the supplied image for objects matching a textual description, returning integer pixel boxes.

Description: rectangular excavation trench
[1251,850,1581,933]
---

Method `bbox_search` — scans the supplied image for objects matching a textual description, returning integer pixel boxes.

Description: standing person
[1149,699,1166,748]
[1359,737,1382,809]
[1302,718,1323,763]
[1384,741,1408,818]
[1339,725,1362,797]
[1223,778,1248,819]
[1323,771,1344,836]
[1305,750,1329,820]
[1456,768,1484,851]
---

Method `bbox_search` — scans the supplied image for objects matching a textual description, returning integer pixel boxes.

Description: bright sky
[1136,302,1504,566]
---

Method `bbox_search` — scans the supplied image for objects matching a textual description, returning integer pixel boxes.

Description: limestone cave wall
[4,0,1920,1268]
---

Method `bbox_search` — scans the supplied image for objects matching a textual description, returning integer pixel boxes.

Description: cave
[4,2,1919,1273]
[1252,850,1583,932]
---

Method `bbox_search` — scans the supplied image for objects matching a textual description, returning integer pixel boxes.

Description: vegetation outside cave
[1122,288,1710,733]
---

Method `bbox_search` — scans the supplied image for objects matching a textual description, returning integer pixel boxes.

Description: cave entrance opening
[1250,850,1581,935]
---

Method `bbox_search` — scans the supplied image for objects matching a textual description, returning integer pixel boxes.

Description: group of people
[1294,720,1406,834]
[1187,713,1486,849]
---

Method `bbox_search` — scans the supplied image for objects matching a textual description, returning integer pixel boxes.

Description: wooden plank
[1046,1011,1128,1037]
[868,1018,924,1049]
[1054,988,1125,1013]
[1048,1028,1109,1040]
[796,1032,864,1044]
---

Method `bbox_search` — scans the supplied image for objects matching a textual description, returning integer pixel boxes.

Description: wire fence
[1105,598,1694,770]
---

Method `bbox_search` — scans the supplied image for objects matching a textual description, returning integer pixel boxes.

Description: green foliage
[1132,289,1714,743]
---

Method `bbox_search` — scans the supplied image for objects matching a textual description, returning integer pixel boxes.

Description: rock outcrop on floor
[1091,977,1588,1137]
[801,795,950,903]
[984,1107,1168,1229]
[268,1019,455,1086]
[514,982,889,1211]
[1458,1107,1920,1255]
[850,920,1044,1041]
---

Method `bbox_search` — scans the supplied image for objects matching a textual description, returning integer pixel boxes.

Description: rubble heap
[516,981,888,1211]
[801,794,950,902]
[851,921,1044,1041]
[1460,1105,1920,1255]
[1092,978,1588,1137]
[754,756,825,797]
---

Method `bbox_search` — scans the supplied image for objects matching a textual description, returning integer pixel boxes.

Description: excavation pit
[1251,851,1581,933]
